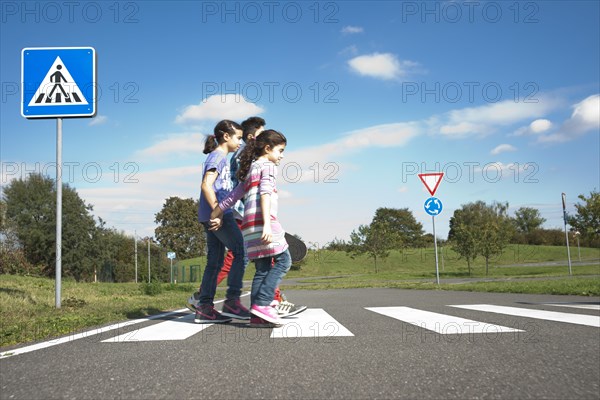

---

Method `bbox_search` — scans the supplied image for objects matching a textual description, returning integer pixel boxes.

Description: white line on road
[365,306,523,334]
[540,303,600,311]
[449,304,600,327]
[271,308,354,339]
[101,313,213,342]
[0,294,249,358]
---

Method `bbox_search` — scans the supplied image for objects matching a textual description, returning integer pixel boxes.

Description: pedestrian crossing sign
[21,47,96,118]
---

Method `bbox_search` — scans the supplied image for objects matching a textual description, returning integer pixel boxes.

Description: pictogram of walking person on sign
[47,64,69,101]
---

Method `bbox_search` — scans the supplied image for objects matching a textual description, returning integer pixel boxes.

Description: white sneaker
[187,291,200,312]
[276,301,308,318]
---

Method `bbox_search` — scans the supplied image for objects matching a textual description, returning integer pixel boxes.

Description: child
[194,120,250,324]
[188,117,306,318]
[211,130,291,326]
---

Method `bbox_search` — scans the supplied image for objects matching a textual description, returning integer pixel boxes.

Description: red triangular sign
[418,173,444,196]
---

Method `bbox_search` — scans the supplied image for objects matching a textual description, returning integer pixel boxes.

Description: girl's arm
[260,193,272,244]
[201,169,219,209]
[208,182,245,230]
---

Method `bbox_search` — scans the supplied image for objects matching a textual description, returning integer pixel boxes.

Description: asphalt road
[1,288,599,399]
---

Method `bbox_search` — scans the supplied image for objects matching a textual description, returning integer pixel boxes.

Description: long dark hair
[237,130,287,181]
[203,119,242,154]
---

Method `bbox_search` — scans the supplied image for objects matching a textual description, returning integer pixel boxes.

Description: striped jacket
[220,160,288,260]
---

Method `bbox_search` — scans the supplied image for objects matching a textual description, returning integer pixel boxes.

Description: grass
[1,244,599,348]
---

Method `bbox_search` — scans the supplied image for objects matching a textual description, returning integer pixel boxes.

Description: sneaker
[187,291,200,312]
[249,316,282,328]
[221,298,251,320]
[276,301,308,318]
[194,305,232,324]
[250,304,281,324]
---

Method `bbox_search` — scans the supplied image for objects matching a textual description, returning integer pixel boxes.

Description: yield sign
[418,173,444,196]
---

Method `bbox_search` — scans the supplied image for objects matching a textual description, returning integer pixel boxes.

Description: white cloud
[348,53,418,81]
[89,115,108,126]
[537,94,600,143]
[440,122,490,137]
[175,94,264,124]
[435,96,563,139]
[341,26,364,34]
[511,119,553,137]
[135,132,206,160]
[282,122,421,183]
[490,144,517,155]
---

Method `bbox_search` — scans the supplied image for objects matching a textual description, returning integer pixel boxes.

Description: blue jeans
[199,213,248,306]
[251,249,291,306]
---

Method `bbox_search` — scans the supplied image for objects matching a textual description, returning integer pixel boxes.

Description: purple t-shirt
[198,150,234,222]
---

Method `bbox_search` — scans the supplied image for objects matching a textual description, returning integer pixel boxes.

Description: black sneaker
[221,298,251,320]
[194,305,232,324]
[276,301,308,318]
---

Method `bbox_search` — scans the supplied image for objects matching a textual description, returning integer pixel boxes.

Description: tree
[347,220,401,273]
[449,201,512,275]
[372,207,425,248]
[154,197,206,259]
[567,190,600,246]
[513,207,546,234]
[3,173,96,280]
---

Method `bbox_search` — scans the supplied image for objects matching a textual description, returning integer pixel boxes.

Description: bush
[140,281,163,296]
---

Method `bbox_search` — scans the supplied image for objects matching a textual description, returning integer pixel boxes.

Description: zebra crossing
[101,301,599,343]
[2,301,598,359]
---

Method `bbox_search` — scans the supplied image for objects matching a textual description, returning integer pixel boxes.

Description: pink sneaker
[250,304,280,324]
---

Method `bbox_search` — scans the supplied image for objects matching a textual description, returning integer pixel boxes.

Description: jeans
[251,249,291,306]
[199,213,248,306]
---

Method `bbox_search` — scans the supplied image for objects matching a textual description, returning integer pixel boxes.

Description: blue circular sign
[424,197,443,216]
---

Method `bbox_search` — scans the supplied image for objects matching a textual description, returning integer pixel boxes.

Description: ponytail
[203,135,218,154]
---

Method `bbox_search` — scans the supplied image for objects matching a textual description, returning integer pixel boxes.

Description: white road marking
[365,306,523,334]
[449,304,600,327]
[540,303,600,311]
[101,313,213,342]
[271,308,354,338]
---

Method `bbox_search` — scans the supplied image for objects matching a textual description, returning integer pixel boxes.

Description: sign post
[418,173,444,285]
[22,47,96,308]
[167,252,176,283]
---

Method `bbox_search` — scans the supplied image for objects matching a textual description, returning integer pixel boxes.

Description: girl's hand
[208,217,222,231]
[261,224,272,244]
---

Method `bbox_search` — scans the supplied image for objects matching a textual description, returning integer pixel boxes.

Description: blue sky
[1,1,599,247]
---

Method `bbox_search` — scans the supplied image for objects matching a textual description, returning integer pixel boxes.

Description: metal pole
[134,231,138,283]
[55,118,63,308]
[147,239,151,283]
[170,258,173,284]
[562,193,572,276]
[433,215,440,285]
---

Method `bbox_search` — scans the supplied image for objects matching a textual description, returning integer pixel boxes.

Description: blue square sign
[21,47,96,118]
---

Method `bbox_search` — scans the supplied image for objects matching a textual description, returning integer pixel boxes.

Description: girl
[212,130,291,326]
[195,120,250,324]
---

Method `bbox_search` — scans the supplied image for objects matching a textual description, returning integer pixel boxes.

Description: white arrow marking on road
[449,304,600,327]
[271,308,354,338]
[366,307,523,334]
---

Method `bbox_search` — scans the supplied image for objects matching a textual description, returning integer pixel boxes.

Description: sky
[1,0,599,249]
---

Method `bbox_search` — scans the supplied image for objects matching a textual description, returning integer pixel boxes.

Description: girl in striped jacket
[212,130,291,326]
